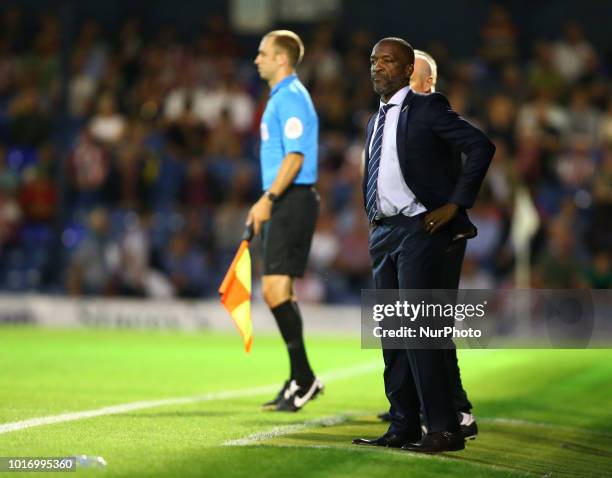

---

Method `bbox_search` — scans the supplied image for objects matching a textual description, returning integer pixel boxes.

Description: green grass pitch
[1,326,611,477]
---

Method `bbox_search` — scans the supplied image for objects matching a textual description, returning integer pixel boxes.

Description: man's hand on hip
[423,203,459,234]
[247,195,273,235]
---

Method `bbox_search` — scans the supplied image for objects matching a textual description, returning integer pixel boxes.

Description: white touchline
[223,414,354,446]
[224,417,612,449]
[0,362,381,435]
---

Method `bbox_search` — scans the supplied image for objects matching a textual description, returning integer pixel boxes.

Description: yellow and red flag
[219,233,253,352]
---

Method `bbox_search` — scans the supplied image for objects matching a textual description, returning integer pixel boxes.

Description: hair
[378,37,415,66]
[265,30,305,67]
[414,49,438,91]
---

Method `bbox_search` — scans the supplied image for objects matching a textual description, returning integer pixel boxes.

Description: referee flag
[219,226,254,352]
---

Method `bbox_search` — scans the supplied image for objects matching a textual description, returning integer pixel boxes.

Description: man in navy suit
[352,38,494,453]
[377,49,478,441]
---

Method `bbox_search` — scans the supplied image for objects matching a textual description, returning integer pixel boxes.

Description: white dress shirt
[368,86,426,219]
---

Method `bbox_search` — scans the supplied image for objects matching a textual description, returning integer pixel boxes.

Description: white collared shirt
[368,86,426,218]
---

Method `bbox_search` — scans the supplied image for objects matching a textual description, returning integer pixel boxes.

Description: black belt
[372,212,426,230]
[266,184,315,193]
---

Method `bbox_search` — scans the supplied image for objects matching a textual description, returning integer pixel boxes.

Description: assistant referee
[248,30,323,412]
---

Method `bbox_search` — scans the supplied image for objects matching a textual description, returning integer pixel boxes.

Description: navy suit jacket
[363,89,495,238]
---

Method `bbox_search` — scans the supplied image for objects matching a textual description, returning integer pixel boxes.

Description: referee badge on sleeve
[260,122,270,141]
[284,117,303,139]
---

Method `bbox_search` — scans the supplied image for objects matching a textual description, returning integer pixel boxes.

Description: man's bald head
[411,49,437,93]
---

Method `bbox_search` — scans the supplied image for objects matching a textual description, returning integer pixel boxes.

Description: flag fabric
[511,186,540,252]
[219,239,253,352]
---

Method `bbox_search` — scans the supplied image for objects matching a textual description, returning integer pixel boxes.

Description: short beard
[373,78,408,99]
[373,84,391,97]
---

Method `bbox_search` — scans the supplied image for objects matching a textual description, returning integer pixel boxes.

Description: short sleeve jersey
[259,74,318,191]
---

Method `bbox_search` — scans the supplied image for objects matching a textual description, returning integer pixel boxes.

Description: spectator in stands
[0,149,21,249]
[160,230,208,298]
[479,4,518,71]
[535,218,584,288]
[8,86,49,147]
[68,130,109,211]
[566,88,601,144]
[600,99,612,145]
[89,92,126,146]
[552,22,597,84]
[588,146,612,252]
[66,208,117,295]
[556,135,596,190]
[18,164,57,223]
[584,252,612,289]
[528,40,565,101]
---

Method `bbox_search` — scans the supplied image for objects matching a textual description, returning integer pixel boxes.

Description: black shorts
[261,185,319,277]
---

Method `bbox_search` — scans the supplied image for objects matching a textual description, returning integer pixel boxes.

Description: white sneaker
[459,412,478,440]
[276,377,324,412]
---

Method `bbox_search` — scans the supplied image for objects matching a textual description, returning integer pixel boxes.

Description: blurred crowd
[0,5,610,302]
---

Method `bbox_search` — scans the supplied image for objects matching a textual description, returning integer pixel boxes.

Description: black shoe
[353,431,419,448]
[401,431,465,454]
[459,412,478,440]
[377,411,392,422]
[276,377,324,412]
[261,380,290,410]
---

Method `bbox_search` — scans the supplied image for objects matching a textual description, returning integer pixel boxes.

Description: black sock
[271,300,314,386]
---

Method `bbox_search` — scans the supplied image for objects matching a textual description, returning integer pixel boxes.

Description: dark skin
[370,40,459,233]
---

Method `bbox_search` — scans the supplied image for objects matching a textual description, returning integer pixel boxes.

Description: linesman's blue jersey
[259,74,318,191]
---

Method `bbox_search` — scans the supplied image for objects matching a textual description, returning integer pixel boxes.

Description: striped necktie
[365,103,395,223]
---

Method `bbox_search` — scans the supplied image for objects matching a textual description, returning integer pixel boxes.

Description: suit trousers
[369,214,462,435]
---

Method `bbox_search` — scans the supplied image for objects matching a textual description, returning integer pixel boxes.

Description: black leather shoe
[401,431,465,453]
[353,431,418,448]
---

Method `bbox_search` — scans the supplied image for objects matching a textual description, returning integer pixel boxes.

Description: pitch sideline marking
[223,414,354,446]
[224,414,612,449]
[0,362,380,435]
[223,415,610,476]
